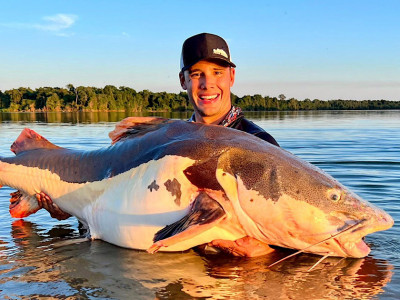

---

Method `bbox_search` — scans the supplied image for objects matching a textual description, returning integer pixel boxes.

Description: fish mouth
[330,214,394,258]
[294,214,394,258]
[332,236,371,258]
[295,230,371,258]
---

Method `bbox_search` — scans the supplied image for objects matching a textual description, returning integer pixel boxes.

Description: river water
[0,110,399,299]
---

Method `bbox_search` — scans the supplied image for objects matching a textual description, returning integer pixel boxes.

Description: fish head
[216,145,394,258]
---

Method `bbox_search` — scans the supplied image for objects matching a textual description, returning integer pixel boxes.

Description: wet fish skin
[0,118,394,257]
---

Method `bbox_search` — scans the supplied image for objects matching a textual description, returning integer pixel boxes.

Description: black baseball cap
[180,33,236,72]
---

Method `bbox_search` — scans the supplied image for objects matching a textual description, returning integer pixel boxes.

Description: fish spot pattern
[183,157,222,191]
[227,150,282,202]
[267,167,281,202]
[240,162,280,201]
[148,180,159,192]
[164,178,182,206]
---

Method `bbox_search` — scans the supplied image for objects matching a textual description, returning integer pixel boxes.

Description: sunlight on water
[0,110,399,299]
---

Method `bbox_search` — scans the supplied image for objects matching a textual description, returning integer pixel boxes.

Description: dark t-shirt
[227,115,280,147]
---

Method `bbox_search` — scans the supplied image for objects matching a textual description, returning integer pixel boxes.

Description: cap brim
[181,57,236,72]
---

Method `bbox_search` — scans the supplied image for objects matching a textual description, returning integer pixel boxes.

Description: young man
[37,33,279,257]
[178,33,278,256]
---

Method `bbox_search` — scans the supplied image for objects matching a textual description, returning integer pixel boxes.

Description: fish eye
[328,190,341,202]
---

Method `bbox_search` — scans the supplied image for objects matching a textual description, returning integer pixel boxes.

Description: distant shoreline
[1,85,399,112]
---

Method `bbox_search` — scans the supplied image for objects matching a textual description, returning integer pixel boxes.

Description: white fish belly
[1,155,226,251]
[0,161,90,217]
[85,155,199,250]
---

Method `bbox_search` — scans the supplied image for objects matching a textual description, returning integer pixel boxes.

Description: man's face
[180,60,235,124]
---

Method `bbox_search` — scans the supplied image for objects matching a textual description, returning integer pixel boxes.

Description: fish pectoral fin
[147,220,223,254]
[147,192,226,253]
[9,190,40,218]
[109,116,170,144]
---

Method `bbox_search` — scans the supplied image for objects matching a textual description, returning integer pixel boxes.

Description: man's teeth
[200,95,218,100]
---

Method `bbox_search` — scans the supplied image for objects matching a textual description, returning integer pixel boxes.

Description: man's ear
[179,71,187,90]
[230,67,236,87]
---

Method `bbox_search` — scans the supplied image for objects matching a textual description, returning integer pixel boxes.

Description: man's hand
[35,192,71,220]
[209,236,274,257]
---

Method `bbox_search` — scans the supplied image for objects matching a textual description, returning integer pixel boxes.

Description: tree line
[1,85,399,112]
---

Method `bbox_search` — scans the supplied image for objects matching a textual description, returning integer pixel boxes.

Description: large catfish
[0,117,393,258]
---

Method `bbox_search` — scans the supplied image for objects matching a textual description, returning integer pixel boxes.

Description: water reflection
[2,110,399,125]
[1,220,393,299]
[200,254,393,299]
[0,111,194,124]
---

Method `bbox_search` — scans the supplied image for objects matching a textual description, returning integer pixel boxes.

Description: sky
[1,0,399,100]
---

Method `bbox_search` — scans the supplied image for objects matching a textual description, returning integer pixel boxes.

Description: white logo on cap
[213,48,228,58]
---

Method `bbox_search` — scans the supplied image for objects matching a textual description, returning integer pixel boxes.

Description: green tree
[0,91,10,109]
[278,94,286,101]
[66,84,78,109]
[288,98,299,110]
[5,89,23,105]
[46,93,63,111]
[87,94,99,110]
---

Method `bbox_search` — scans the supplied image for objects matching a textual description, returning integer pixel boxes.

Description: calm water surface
[0,111,399,299]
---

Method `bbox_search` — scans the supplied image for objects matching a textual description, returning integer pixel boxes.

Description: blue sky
[1,0,399,100]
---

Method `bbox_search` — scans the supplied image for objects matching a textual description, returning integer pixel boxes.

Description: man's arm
[209,236,275,257]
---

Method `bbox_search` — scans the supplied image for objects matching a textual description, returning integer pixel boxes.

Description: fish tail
[11,128,61,154]
[9,190,40,218]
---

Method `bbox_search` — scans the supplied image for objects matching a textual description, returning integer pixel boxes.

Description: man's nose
[200,75,216,89]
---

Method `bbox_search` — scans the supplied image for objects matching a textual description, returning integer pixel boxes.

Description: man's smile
[199,94,220,103]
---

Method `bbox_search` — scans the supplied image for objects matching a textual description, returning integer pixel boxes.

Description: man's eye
[190,73,200,78]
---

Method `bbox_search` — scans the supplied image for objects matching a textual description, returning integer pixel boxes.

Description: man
[37,33,279,257]
[178,33,278,256]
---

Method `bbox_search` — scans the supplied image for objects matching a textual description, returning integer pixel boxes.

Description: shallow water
[0,110,399,299]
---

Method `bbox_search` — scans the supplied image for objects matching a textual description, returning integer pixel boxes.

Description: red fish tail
[9,190,40,218]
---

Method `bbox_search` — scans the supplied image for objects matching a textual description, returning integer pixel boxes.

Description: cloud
[34,14,77,31]
[1,14,77,35]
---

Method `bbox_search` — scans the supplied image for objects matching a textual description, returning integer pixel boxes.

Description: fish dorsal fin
[109,117,169,144]
[11,128,61,154]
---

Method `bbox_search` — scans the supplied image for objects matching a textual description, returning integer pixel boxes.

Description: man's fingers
[36,192,50,210]
[43,195,53,211]
[35,193,43,207]
[37,192,54,212]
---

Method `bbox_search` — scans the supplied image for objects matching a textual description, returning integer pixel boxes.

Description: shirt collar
[188,106,243,127]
